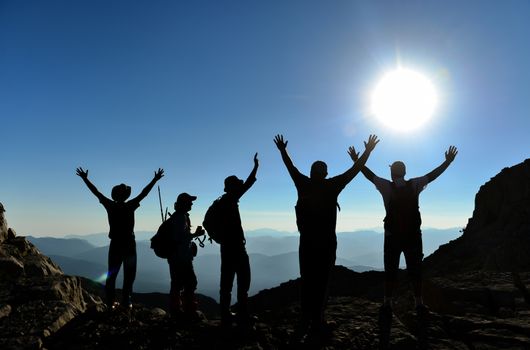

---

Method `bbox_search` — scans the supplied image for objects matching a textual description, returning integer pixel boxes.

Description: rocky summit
[2,159,530,349]
[0,231,102,349]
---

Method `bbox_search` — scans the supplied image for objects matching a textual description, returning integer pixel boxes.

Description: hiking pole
[157,185,164,223]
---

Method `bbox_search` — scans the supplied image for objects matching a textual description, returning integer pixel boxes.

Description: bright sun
[371,68,437,131]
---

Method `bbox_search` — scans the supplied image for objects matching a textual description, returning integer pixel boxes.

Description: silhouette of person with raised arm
[76,167,164,309]
[274,134,379,337]
[218,153,259,328]
[348,145,458,319]
[166,193,205,319]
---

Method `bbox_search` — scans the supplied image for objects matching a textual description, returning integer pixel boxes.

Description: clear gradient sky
[1,1,529,237]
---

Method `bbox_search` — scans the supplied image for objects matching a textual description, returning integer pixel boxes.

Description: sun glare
[371,68,437,131]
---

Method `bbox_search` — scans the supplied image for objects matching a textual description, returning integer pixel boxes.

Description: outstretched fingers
[76,167,88,178]
[365,134,380,151]
[274,134,288,149]
[348,146,359,161]
[155,168,165,179]
[445,145,458,162]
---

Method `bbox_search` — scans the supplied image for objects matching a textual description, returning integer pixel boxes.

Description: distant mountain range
[28,228,461,301]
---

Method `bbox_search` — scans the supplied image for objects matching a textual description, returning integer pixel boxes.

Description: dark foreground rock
[41,293,530,350]
[0,235,102,350]
[425,159,530,275]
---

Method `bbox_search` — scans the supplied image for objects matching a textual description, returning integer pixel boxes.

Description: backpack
[150,218,173,258]
[384,181,421,235]
[203,197,226,244]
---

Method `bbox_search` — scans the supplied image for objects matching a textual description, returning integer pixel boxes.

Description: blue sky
[1,1,529,236]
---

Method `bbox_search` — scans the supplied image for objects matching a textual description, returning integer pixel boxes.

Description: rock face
[424,158,530,275]
[0,235,102,349]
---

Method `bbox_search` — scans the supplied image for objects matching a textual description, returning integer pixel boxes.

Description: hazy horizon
[26,225,463,239]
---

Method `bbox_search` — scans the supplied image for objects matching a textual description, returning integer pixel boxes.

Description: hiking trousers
[105,238,137,305]
[384,231,423,283]
[167,254,198,314]
[219,243,251,317]
[299,234,336,327]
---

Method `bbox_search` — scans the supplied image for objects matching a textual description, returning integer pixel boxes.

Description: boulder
[0,236,102,350]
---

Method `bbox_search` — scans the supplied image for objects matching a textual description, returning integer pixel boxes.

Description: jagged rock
[8,228,16,240]
[425,159,530,275]
[0,305,11,319]
[419,272,530,318]
[0,236,103,350]
[0,254,24,280]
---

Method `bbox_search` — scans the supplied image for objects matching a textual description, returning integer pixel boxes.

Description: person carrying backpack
[348,145,458,319]
[166,192,205,319]
[76,167,164,309]
[214,153,259,328]
[274,134,378,338]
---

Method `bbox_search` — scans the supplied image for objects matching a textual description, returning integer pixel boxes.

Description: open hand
[445,146,458,163]
[363,134,380,153]
[76,167,88,179]
[154,168,164,181]
[274,134,288,150]
[348,146,359,162]
[253,152,259,166]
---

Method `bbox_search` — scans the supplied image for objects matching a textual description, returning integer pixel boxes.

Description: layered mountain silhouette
[27,228,459,300]
[1,159,530,349]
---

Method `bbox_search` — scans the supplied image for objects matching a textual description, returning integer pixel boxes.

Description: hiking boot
[416,303,430,319]
[185,309,204,323]
[378,304,393,325]
[307,320,335,339]
[221,311,236,328]
[122,295,133,310]
[107,301,120,312]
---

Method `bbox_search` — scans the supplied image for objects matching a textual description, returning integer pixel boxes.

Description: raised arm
[233,153,260,199]
[348,145,378,183]
[274,134,303,181]
[244,152,259,189]
[338,134,379,184]
[76,167,109,202]
[424,146,458,183]
[130,168,165,203]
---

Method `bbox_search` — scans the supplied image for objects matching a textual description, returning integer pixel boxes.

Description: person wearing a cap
[274,134,379,338]
[166,192,205,319]
[349,145,458,319]
[76,167,164,309]
[217,153,259,328]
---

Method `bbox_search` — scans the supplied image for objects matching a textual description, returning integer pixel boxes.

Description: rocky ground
[0,235,101,350]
